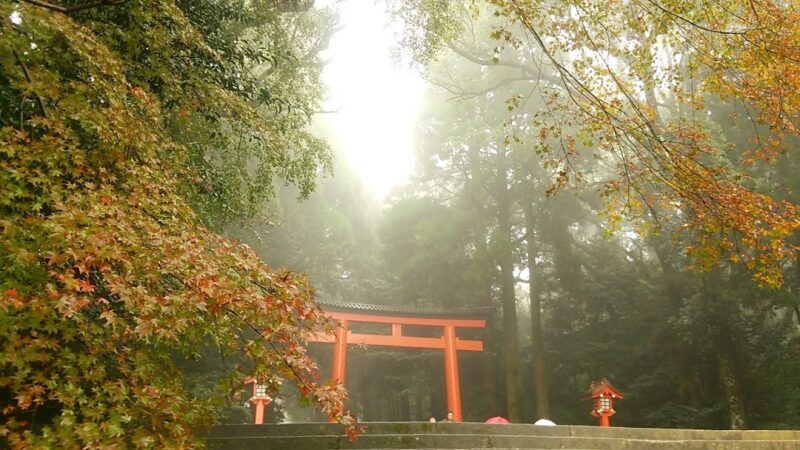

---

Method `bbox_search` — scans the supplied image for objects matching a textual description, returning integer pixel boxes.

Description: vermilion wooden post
[245,379,272,425]
[332,319,348,383]
[443,324,463,422]
[329,319,348,423]
[253,398,270,425]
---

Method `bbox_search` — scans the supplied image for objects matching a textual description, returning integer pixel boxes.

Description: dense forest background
[241,2,800,431]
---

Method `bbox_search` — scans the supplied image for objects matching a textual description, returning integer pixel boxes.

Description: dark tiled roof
[317,301,493,319]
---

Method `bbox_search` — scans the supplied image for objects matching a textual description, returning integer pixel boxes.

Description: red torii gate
[309,302,487,423]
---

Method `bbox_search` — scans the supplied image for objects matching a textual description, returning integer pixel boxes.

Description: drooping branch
[448,42,562,86]
[643,0,751,35]
[22,0,127,15]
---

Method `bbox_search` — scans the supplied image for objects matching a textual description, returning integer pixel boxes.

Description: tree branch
[447,42,562,86]
[22,0,127,15]
[643,0,750,35]
[312,107,342,114]
[12,49,46,119]
[430,76,532,100]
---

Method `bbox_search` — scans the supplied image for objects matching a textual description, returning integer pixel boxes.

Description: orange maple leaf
[78,280,95,293]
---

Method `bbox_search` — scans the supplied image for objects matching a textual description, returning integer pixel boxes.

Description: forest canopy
[390,0,800,287]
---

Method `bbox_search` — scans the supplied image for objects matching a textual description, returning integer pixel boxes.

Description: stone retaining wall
[205,422,800,449]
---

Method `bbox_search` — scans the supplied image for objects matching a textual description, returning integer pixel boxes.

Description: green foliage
[385,0,467,68]
[76,0,334,229]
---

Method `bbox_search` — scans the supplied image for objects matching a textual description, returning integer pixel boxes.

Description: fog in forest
[4,0,799,445]
[225,0,800,431]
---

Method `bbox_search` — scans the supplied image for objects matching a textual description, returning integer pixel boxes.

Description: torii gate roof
[318,301,493,319]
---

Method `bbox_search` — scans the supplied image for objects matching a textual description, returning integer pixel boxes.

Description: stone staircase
[205,422,800,449]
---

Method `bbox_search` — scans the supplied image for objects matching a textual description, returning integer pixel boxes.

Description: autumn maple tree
[0,1,355,448]
[392,0,800,287]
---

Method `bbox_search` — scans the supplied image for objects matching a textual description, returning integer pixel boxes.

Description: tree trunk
[482,321,501,415]
[715,338,747,429]
[794,237,800,326]
[525,201,550,419]
[496,158,521,422]
[703,278,748,429]
[467,144,501,416]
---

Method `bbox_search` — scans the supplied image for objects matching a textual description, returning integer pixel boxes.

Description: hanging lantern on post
[582,378,624,427]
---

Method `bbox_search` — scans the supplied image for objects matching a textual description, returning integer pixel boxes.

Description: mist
[231,0,800,431]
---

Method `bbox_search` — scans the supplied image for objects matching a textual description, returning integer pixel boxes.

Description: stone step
[204,423,800,450]
[208,422,800,441]
[206,432,800,450]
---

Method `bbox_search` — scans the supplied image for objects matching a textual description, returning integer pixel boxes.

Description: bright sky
[318,0,425,200]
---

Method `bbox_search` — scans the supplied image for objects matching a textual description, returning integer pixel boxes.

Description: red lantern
[583,378,623,427]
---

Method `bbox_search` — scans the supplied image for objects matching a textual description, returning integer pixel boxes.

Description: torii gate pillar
[331,319,348,384]
[443,324,462,421]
